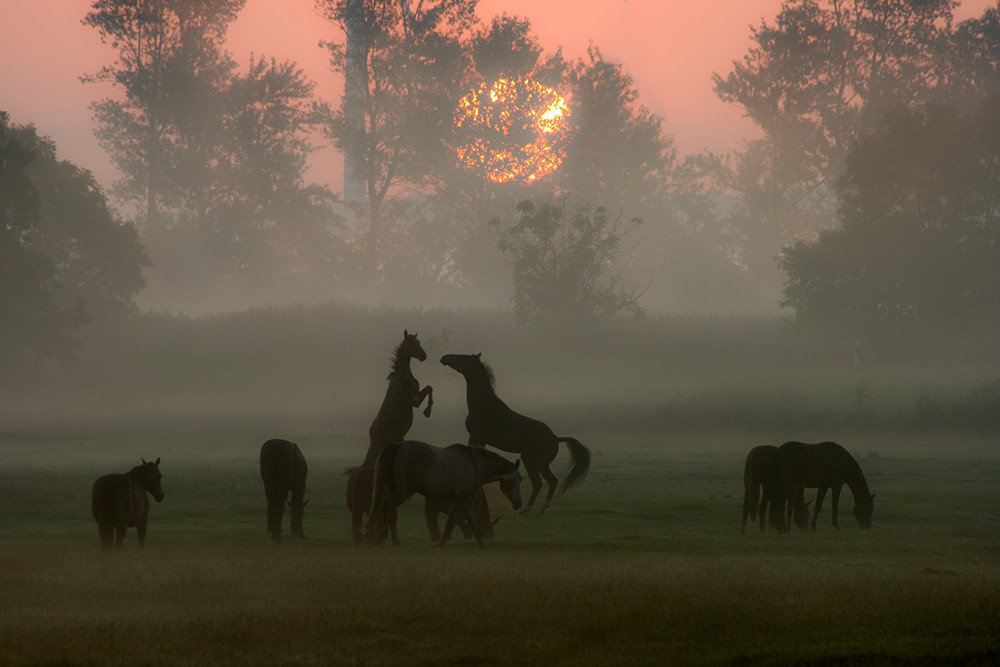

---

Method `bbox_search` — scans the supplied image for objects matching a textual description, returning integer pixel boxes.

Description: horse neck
[465,371,497,409]
[126,468,148,491]
[390,354,415,383]
[475,451,509,483]
[844,459,871,500]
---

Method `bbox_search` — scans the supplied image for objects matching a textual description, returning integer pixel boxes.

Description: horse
[741,445,811,534]
[91,457,164,550]
[260,439,308,541]
[366,440,522,548]
[425,487,499,542]
[346,330,434,545]
[349,467,497,545]
[440,353,590,512]
[767,441,876,533]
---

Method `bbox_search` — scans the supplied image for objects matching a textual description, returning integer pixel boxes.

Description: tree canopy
[779,95,1000,331]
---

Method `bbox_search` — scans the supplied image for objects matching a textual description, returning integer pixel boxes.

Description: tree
[779,96,1000,331]
[1,113,145,373]
[319,0,477,271]
[85,1,345,307]
[712,0,966,276]
[83,0,245,228]
[490,199,646,324]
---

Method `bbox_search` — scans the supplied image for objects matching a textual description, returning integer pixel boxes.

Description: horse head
[400,329,427,363]
[138,457,165,503]
[499,459,523,511]
[440,353,493,384]
[854,493,875,529]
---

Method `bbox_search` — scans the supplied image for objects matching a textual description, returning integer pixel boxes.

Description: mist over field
[2,1,1000,664]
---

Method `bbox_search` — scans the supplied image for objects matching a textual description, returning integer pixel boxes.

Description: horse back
[260,439,306,497]
[92,473,145,526]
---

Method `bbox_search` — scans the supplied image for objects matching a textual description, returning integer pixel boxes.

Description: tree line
[2,0,998,375]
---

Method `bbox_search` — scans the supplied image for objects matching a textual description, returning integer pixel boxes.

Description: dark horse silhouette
[91,458,164,550]
[741,445,811,534]
[425,488,498,542]
[767,441,875,533]
[346,330,434,546]
[440,353,590,512]
[366,440,522,548]
[260,439,308,541]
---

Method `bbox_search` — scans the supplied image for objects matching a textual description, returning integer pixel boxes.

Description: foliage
[0,113,146,373]
[779,96,1000,331]
[490,199,646,324]
[84,0,342,308]
[319,0,477,267]
[712,0,1000,276]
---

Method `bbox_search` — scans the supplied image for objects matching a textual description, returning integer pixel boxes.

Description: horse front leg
[830,484,842,529]
[522,466,543,512]
[540,466,558,513]
[811,487,828,531]
[415,385,434,418]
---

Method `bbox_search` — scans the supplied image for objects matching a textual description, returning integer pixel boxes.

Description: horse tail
[365,443,399,539]
[558,437,591,494]
[743,454,760,525]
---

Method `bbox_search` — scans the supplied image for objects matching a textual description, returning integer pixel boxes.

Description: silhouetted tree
[83,0,245,228]
[85,1,344,307]
[779,96,1000,331]
[712,0,997,279]
[1,114,146,373]
[319,0,477,275]
[490,199,645,324]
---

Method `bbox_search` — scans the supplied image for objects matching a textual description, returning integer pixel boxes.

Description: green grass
[1,431,998,666]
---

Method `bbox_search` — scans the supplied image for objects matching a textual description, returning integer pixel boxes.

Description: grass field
[1,429,998,666]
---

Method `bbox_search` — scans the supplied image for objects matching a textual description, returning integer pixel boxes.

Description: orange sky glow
[0,0,993,197]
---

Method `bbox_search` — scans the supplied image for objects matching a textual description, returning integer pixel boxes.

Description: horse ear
[155,457,160,466]
[141,457,147,464]
[404,329,409,337]
[476,352,482,359]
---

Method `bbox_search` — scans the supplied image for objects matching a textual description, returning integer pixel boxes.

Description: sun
[453,77,571,184]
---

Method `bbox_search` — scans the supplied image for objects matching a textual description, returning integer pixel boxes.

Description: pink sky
[1,0,992,196]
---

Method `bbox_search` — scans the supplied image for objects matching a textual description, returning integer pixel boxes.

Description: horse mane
[474,357,496,389]
[387,341,410,380]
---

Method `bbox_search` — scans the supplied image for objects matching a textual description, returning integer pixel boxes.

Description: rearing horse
[440,353,590,512]
[346,330,433,546]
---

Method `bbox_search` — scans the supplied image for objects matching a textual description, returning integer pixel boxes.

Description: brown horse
[260,439,308,541]
[425,488,498,542]
[440,353,590,512]
[346,330,434,546]
[349,467,496,545]
[741,445,810,534]
[767,441,876,533]
[91,458,164,550]
[366,441,522,548]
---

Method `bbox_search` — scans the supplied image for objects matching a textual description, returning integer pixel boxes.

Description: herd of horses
[90,330,876,549]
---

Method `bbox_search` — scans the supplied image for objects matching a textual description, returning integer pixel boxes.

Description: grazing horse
[741,445,811,534]
[767,441,876,533]
[260,439,308,541]
[366,440,522,548]
[425,487,498,542]
[346,330,434,546]
[440,353,590,512]
[91,458,164,550]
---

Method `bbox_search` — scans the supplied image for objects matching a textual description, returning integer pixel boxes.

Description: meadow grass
[1,430,998,666]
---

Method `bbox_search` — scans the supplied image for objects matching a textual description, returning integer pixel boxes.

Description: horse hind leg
[522,466,543,512]
[98,521,114,550]
[540,466,558,512]
[115,522,127,549]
